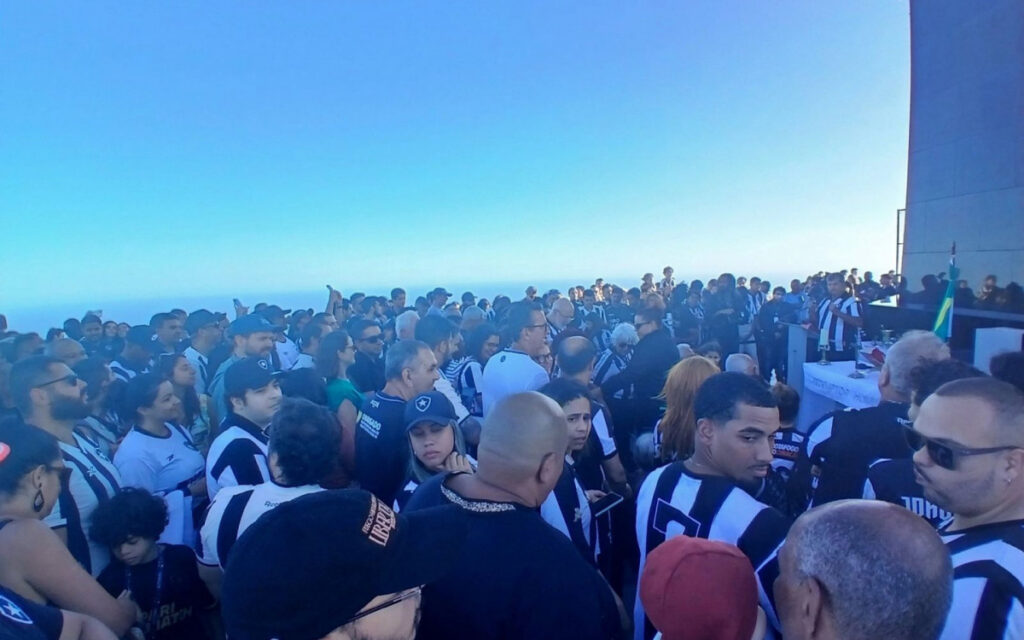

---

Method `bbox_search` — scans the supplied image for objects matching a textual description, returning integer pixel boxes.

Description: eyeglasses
[904,425,1019,471]
[35,374,80,389]
[344,587,421,625]
[360,335,383,343]
[526,323,547,331]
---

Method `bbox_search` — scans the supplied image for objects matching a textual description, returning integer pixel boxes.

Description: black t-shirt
[354,392,409,505]
[349,351,386,393]
[98,544,214,640]
[0,586,63,640]
[405,474,622,639]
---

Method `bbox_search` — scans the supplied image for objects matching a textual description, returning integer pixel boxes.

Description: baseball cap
[224,357,279,399]
[185,309,225,335]
[228,314,282,338]
[222,489,467,640]
[259,305,292,321]
[640,536,763,640]
[430,287,451,298]
[125,325,154,346]
[404,391,457,431]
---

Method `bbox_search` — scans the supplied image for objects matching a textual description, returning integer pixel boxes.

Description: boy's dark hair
[771,383,801,424]
[268,398,341,485]
[414,315,458,350]
[538,378,591,408]
[911,359,986,407]
[278,369,328,406]
[90,487,169,547]
[695,372,777,424]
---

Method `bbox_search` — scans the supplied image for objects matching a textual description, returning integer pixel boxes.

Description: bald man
[44,338,87,367]
[405,392,624,639]
[546,298,577,344]
[774,500,952,640]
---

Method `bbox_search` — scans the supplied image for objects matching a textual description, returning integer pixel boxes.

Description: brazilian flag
[933,243,958,341]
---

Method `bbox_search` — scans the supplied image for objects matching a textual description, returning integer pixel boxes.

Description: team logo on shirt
[415,396,431,412]
[0,596,31,624]
[257,359,269,370]
[361,496,397,547]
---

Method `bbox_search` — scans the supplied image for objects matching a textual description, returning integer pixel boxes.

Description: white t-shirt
[289,353,315,370]
[480,349,549,416]
[114,423,205,496]
[199,481,323,568]
[276,338,300,371]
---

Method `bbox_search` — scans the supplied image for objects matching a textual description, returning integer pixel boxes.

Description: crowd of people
[0,265,1022,640]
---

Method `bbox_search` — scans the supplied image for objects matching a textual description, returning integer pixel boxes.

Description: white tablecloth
[802,361,881,409]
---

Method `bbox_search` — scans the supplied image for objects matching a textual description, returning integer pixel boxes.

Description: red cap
[640,536,759,640]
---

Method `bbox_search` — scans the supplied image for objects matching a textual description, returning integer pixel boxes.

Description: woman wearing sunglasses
[0,422,138,636]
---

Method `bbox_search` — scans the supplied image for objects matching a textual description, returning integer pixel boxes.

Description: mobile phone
[590,492,625,517]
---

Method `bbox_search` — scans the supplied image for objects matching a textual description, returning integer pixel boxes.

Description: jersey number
[653,499,702,538]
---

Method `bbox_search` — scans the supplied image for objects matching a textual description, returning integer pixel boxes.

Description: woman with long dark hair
[451,323,500,418]
[158,354,209,449]
[113,373,206,546]
[0,421,138,636]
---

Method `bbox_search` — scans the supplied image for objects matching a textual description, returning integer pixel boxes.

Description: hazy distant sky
[2,1,911,312]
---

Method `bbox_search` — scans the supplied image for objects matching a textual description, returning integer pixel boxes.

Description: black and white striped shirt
[939,519,1024,639]
[634,462,790,640]
[817,294,861,351]
[593,349,629,400]
[205,413,271,500]
[540,457,596,565]
[42,431,122,576]
[198,481,323,569]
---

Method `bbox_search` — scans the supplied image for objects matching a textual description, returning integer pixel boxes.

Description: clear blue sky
[2,1,910,318]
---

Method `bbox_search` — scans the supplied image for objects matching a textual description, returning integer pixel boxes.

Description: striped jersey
[198,481,323,569]
[592,349,629,400]
[939,519,1024,640]
[634,462,790,640]
[540,457,596,565]
[862,458,951,527]
[205,413,271,500]
[817,294,861,351]
[42,431,122,576]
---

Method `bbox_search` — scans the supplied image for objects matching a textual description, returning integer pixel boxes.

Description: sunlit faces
[521,310,548,356]
[231,380,283,426]
[408,422,456,472]
[37,363,90,421]
[826,278,845,298]
[407,349,440,395]
[911,394,1018,520]
[113,535,158,567]
[699,402,780,487]
[241,331,276,358]
[562,397,592,453]
[140,381,182,424]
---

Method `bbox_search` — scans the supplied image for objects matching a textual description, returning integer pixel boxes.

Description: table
[797,361,881,431]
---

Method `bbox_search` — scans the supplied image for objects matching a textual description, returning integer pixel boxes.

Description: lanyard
[126,547,165,636]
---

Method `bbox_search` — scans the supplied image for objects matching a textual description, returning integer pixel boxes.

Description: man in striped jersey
[11,356,122,576]
[911,378,1024,639]
[774,500,952,640]
[635,372,789,639]
[198,398,336,596]
[811,274,862,361]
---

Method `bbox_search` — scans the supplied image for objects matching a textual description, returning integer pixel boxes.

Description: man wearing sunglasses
[348,319,387,394]
[910,377,1024,640]
[221,489,466,640]
[9,356,122,577]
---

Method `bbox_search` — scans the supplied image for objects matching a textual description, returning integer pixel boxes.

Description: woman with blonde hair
[655,356,720,462]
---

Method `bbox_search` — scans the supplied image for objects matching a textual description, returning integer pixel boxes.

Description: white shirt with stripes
[199,481,323,569]
[939,519,1024,640]
[816,294,860,351]
[43,432,122,576]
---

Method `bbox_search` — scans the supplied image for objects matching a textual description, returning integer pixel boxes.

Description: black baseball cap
[404,391,458,431]
[222,490,467,640]
[224,357,278,399]
[228,314,282,338]
[125,325,154,346]
[430,287,451,298]
[185,309,225,335]
[259,305,292,321]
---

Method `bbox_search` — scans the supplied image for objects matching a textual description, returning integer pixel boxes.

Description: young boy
[90,488,214,640]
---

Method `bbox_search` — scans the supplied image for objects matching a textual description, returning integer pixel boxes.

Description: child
[90,488,214,640]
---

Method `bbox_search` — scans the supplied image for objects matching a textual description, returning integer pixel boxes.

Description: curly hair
[268,398,341,485]
[90,487,169,547]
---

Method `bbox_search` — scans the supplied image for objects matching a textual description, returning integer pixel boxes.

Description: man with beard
[208,314,280,426]
[634,373,788,639]
[9,356,122,576]
[909,377,1024,639]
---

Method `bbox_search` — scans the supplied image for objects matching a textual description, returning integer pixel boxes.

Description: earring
[32,489,45,513]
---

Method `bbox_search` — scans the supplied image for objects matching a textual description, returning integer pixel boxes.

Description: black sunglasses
[35,374,80,389]
[903,425,1018,471]
[344,587,421,625]
[360,335,384,343]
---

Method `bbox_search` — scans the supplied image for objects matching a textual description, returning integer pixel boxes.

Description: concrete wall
[903,0,1024,289]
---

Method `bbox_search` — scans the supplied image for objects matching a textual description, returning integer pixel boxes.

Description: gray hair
[724,353,756,375]
[789,502,952,640]
[394,310,419,339]
[610,323,639,347]
[884,330,950,396]
[384,339,429,381]
[462,305,485,322]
